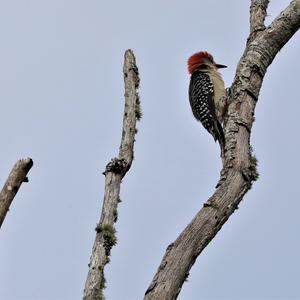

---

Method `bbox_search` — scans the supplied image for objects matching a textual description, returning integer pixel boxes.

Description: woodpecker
[187,51,227,153]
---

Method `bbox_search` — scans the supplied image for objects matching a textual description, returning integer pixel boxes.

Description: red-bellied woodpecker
[187,51,227,153]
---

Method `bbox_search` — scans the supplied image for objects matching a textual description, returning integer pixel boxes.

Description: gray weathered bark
[144,1,300,299]
[0,158,33,228]
[83,49,141,300]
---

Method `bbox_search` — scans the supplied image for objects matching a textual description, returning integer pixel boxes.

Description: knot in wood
[104,158,127,175]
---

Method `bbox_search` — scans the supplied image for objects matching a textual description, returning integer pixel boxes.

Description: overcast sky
[0,1,299,300]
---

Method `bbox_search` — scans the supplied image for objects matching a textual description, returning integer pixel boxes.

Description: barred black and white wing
[189,71,225,148]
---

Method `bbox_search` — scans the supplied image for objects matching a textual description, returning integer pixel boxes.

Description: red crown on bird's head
[187,51,214,74]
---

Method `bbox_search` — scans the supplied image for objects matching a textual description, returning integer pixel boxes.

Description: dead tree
[144,1,300,299]
[83,50,141,300]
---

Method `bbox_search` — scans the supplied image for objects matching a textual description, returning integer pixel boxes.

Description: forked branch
[144,1,299,299]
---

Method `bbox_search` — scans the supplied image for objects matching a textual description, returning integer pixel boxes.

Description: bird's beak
[215,64,227,69]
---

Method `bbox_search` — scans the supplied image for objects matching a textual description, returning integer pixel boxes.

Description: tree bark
[83,49,141,300]
[144,1,300,299]
[0,158,33,228]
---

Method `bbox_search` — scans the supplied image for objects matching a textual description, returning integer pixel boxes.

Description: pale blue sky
[0,1,299,300]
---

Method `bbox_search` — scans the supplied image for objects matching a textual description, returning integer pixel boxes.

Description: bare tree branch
[250,0,269,35]
[83,49,141,300]
[0,158,33,228]
[144,1,299,299]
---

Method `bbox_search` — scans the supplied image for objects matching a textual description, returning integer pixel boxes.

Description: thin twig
[0,158,33,228]
[83,49,141,300]
[144,1,299,299]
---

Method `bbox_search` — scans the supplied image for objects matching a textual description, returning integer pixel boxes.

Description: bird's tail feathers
[212,121,225,157]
